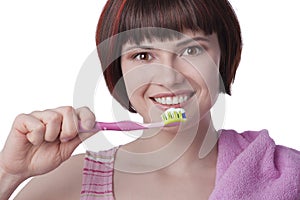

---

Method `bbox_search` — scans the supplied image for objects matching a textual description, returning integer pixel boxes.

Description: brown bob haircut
[96,0,242,113]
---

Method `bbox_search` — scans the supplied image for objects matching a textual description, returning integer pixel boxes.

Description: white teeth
[172,96,179,104]
[166,97,172,105]
[179,96,184,103]
[154,95,190,105]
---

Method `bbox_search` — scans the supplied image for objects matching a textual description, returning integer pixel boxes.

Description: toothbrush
[78,108,186,132]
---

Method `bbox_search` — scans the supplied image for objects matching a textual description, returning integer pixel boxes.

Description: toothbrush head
[161,108,187,126]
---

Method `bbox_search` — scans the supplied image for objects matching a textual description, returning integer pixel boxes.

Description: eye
[181,46,204,56]
[133,52,154,61]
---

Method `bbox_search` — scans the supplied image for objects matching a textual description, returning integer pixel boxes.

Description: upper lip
[150,90,195,98]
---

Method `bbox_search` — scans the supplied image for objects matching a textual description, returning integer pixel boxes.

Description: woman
[0,0,299,199]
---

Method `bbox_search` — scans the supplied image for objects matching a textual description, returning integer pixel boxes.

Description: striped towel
[80,147,118,200]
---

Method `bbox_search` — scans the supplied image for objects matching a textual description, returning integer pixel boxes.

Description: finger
[13,114,46,146]
[60,135,83,156]
[54,106,78,142]
[30,110,62,142]
[76,106,96,131]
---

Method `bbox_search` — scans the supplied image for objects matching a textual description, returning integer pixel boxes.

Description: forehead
[121,30,211,52]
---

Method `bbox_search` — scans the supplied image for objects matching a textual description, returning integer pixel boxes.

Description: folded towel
[209,129,300,200]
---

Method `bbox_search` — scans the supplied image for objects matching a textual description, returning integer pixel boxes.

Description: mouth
[150,91,195,107]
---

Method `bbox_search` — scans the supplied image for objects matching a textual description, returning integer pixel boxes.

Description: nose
[154,52,185,87]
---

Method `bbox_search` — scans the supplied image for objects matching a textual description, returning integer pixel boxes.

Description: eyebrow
[176,36,209,47]
[122,46,155,53]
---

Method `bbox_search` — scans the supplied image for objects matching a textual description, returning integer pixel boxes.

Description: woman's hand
[0,106,95,181]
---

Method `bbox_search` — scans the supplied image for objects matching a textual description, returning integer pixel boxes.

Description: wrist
[0,161,25,200]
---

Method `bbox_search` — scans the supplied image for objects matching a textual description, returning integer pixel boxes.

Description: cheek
[121,64,152,100]
[121,63,155,115]
[184,54,220,97]
[182,56,220,118]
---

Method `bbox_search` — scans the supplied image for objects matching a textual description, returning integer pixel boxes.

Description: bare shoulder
[15,153,85,200]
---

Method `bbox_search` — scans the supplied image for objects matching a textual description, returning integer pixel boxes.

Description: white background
[0,0,299,198]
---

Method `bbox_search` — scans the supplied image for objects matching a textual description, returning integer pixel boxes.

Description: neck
[160,113,218,174]
[116,113,219,174]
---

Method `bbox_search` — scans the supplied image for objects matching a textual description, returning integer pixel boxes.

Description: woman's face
[120,30,221,125]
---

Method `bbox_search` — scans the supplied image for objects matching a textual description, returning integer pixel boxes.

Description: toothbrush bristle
[161,108,186,125]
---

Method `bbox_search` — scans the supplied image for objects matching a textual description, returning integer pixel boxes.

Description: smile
[150,92,194,106]
[154,96,188,105]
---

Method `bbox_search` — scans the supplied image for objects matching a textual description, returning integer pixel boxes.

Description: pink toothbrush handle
[78,121,148,132]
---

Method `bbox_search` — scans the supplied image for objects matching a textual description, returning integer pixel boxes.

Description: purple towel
[210,129,300,200]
